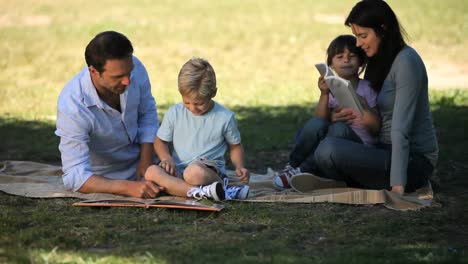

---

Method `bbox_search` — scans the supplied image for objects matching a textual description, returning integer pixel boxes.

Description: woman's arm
[389,48,428,190]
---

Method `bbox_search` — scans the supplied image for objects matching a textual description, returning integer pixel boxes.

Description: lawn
[1,0,467,263]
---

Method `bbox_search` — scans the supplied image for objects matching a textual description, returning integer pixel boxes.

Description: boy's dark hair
[326,35,366,74]
[345,0,407,91]
[85,31,134,73]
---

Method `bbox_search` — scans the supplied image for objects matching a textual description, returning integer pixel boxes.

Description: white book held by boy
[315,63,364,115]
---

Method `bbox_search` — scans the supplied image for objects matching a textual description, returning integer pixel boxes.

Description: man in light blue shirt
[55,31,163,198]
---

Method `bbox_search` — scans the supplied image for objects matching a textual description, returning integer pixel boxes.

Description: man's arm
[136,143,155,179]
[134,58,159,178]
[78,175,163,198]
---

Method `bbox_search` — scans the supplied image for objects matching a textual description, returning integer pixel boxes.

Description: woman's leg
[327,122,363,143]
[314,137,391,189]
[405,153,434,192]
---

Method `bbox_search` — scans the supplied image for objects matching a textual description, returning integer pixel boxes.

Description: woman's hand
[391,185,404,195]
[331,107,356,123]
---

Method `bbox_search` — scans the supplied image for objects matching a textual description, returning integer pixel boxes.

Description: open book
[315,63,364,115]
[73,196,225,211]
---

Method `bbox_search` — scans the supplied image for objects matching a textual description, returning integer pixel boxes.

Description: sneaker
[187,182,225,201]
[272,164,301,190]
[290,173,346,193]
[223,178,249,200]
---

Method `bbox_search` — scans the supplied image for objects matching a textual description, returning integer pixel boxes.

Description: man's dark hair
[85,31,133,73]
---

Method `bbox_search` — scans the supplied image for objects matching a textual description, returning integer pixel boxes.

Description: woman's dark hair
[326,34,366,75]
[85,31,133,73]
[345,0,407,91]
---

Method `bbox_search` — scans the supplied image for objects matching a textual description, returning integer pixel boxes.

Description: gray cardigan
[377,46,439,186]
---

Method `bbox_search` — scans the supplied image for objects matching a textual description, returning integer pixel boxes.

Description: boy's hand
[159,159,177,176]
[318,76,330,94]
[236,167,250,184]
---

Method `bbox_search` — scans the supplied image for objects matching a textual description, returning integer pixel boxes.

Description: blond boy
[145,58,250,200]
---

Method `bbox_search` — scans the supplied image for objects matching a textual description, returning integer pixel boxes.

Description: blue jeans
[289,117,362,173]
[314,137,433,192]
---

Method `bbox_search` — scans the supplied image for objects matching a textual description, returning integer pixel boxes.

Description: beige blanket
[0,160,433,211]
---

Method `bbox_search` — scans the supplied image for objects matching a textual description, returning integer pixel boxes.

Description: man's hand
[126,180,165,198]
[236,167,250,184]
[159,159,177,176]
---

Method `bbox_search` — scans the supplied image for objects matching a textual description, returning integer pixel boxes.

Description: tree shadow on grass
[0,116,60,163]
[1,97,468,262]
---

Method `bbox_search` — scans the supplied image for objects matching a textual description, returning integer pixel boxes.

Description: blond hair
[178,58,217,99]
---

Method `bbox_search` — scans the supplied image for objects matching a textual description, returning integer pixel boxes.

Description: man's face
[90,56,134,95]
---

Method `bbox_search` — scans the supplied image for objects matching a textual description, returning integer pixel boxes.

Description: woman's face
[350,24,381,57]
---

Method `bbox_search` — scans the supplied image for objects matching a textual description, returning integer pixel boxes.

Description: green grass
[1,0,467,118]
[1,0,468,263]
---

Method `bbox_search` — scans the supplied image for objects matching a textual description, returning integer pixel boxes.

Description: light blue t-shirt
[157,101,241,174]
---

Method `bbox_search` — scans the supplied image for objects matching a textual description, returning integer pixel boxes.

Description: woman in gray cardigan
[311,0,438,195]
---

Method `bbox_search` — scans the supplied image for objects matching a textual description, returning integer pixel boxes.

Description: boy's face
[182,95,213,116]
[331,47,361,80]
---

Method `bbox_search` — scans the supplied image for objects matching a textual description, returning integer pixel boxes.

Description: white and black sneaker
[187,182,225,201]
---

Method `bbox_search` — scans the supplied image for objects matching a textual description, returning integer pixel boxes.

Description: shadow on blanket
[0,160,433,211]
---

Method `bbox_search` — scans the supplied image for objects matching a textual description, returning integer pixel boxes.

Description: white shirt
[55,56,159,191]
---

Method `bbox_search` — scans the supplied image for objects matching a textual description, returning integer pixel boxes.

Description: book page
[315,63,334,78]
[325,76,364,115]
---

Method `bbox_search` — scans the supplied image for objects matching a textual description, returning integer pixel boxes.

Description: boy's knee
[301,117,329,136]
[183,162,208,185]
[144,164,162,181]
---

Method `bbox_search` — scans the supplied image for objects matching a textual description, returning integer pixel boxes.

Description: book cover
[315,63,364,115]
[73,196,225,211]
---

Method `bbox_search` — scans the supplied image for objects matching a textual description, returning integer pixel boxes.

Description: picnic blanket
[0,160,434,211]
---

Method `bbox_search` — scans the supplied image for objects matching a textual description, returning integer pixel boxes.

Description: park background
[0,0,467,263]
